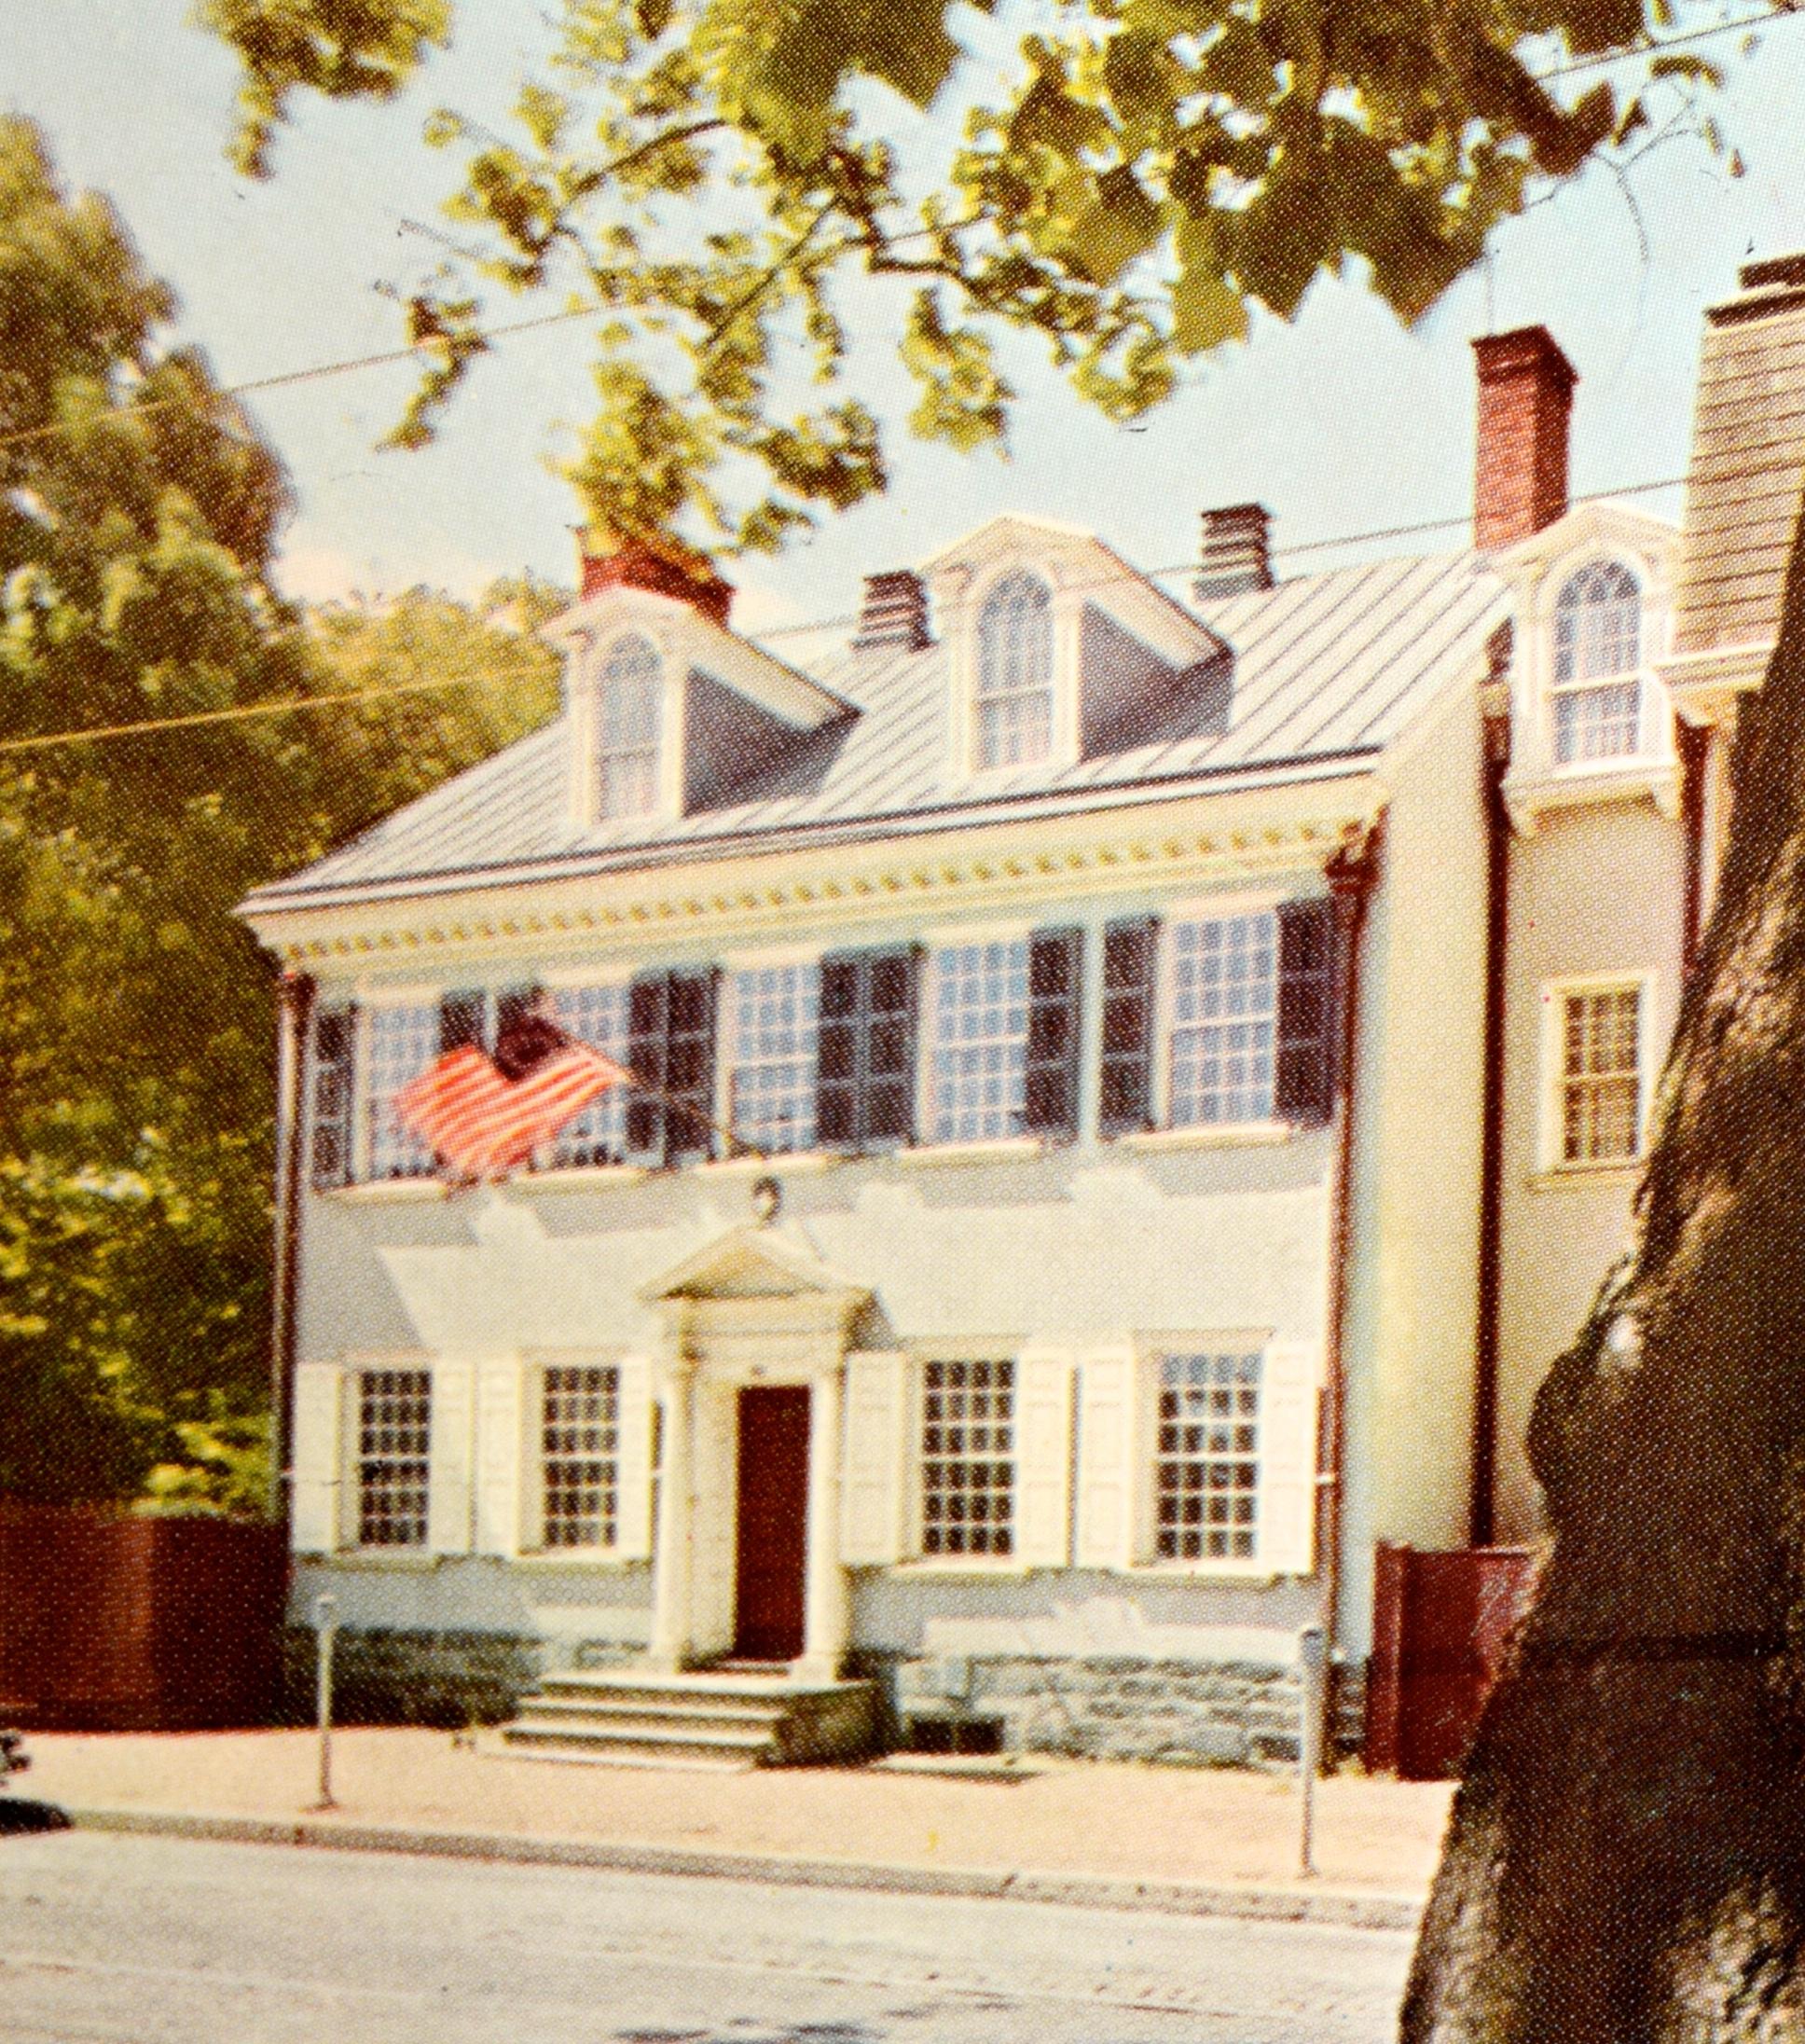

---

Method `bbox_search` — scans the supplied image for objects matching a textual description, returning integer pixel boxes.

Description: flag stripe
[395,1041,632,1180]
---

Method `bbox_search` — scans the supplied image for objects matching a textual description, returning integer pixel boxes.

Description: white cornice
[247,779,1384,970]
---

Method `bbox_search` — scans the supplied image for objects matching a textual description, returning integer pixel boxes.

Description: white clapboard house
[240,260,1798,1765]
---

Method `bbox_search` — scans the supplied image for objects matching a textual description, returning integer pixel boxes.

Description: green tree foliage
[0,116,559,1508]
[199,0,1740,548]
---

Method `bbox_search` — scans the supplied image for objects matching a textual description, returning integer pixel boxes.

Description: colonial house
[237,252,1805,1768]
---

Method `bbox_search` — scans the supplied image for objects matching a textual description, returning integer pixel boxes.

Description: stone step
[503,1717,774,1761]
[484,1729,758,1774]
[511,1692,792,1732]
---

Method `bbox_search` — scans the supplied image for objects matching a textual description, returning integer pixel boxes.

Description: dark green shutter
[818,947,919,1153]
[625,974,668,1163]
[664,967,720,1165]
[1025,928,1083,1139]
[310,1005,357,1189]
[1100,918,1157,1135]
[439,989,486,1053]
[1274,898,1338,1126]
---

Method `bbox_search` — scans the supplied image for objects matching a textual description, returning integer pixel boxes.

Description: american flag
[395,1009,632,1182]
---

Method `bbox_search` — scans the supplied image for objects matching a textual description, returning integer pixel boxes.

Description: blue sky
[9,3,1805,649]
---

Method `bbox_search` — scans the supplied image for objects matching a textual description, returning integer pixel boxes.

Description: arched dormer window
[1552,561,1643,764]
[595,632,662,820]
[975,571,1054,769]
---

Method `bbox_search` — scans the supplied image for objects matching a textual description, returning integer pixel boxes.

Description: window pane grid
[358,1368,431,1548]
[548,984,629,1167]
[1169,913,1277,1126]
[921,1360,1014,1557]
[542,1364,619,1550]
[367,1002,438,1179]
[976,573,1054,769]
[1155,1353,1261,1562]
[596,634,662,821]
[731,963,820,1154]
[1553,562,1643,764]
[1562,987,1642,1164]
[1554,681,1641,764]
[932,941,1029,1143]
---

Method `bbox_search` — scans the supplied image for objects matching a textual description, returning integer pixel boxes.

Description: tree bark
[1403,495,1805,2040]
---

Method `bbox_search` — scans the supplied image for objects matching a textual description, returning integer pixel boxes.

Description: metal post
[311,1593,338,1812]
[1298,1623,1328,1880]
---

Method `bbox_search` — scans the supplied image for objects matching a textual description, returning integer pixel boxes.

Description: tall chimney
[1195,504,1274,601]
[1472,326,1578,550]
[852,570,931,651]
[578,528,734,626]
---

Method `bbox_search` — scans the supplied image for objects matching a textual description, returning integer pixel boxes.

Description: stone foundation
[276,1627,625,1729]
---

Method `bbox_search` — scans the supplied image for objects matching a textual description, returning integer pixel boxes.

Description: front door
[733,1386,810,1662]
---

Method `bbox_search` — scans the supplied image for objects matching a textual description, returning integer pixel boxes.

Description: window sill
[895,1138,1044,1168]
[322,1179,448,1205]
[514,1163,648,1193]
[891,1557,1042,1580]
[697,1151,842,1179]
[307,1550,443,1569]
[509,1550,648,1570]
[1117,1122,1292,1153]
[1531,1161,1643,1191]
[1118,1560,1294,1585]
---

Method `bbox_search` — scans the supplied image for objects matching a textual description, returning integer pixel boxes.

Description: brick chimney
[852,570,931,651]
[578,528,734,626]
[1194,504,1274,601]
[1472,326,1578,550]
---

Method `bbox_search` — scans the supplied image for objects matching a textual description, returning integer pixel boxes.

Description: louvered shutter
[1258,1344,1321,1575]
[310,1007,357,1190]
[1274,899,1339,1126]
[1013,1350,1076,1568]
[1099,918,1157,1136]
[439,990,486,1054]
[427,1360,476,1554]
[475,1359,525,1555]
[666,967,720,1165]
[1025,928,1083,1139]
[290,1362,345,1554]
[1075,1347,1143,1568]
[817,955,861,1151]
[841,1352,912,1565]
[613,1356,655,1560]
[864,947,920,1148]
[625,973,668,1163]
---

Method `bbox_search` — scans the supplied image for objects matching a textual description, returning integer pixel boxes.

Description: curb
[60,1804,1426,1932]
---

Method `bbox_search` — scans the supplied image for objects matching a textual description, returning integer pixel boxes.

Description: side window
[1551,562,1643,764]
[540,1364,621,1550]
[1167,910,1279,1127]
[975,572,1054,769]
[818,947,920,1154]
[355,1367,432,1549]
[310,1006,356,1189]
[1153,1351,1262,1564]
[1556,982,1645,1165]
[921,1358,1015,1558]
[728,962,820,1156]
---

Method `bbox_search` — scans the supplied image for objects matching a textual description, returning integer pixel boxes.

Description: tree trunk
[1403,496,1805,2041]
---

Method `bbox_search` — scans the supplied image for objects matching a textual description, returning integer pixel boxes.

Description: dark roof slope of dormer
[241,548,1505,915]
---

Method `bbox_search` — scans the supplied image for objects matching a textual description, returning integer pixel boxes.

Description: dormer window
[1552,562,1642,764]
[596,632,663,820]
[975,572,1054,769]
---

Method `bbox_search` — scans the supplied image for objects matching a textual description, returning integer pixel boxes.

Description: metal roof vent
[1194,504,1275,601]
[853,570,932,651]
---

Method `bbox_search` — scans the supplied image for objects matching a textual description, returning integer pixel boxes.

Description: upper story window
[367,1001,440,1181]
[548,983,630,1168]
[929,930,1082,1144]
[975,572,1054,769]
[1552,562,1643,765]
[596,632,663,820]
[1169,911,1279,1127]
[728,962,820,1156]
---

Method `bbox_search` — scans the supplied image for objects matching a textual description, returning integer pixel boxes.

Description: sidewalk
[14,1730,1452,1929]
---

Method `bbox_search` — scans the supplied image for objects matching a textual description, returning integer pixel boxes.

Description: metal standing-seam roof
[241,547,1507,915]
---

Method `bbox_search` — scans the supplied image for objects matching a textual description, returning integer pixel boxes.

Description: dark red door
[733,1387,811,1662]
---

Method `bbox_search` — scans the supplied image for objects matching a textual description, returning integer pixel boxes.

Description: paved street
[0,1829,1412,2044]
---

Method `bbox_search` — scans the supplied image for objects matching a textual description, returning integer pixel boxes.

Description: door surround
[639,1223,870,1681]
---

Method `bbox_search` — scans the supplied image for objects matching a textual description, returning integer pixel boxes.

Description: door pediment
[640,1223,867,1307]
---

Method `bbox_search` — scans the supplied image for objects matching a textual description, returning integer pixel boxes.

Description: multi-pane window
[975,572,1054,769]
[1169,911,1278,1126]
[1154,1352,1262,1563]
[1560,985,1643,1164]
[921,1359,1014,1557]
[541,1365,620,1550]
[367,1002,439,1179]
[356,1368,432,1549]
[548,983,630,1167]
[931,940,1029,1142]
[596,632,663,821]
[730,963,820,1155]
[1553,562,1642,764]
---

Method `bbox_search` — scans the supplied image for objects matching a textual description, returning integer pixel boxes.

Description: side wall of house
[1492,795,1688,1542]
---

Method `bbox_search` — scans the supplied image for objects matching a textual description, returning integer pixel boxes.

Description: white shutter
[841,1351,911,1566]
[613,1356,654,1560]
[475,1359,526,1556]
[1013,1349,1075,1568]
[1075,1347,1143,1568]
[427,1360,476,1554]
[1258,1344,1321,1576]
[290,1362,344,1554]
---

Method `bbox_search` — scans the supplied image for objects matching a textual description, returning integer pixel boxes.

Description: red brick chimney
[1472,326,1578,550]
[578,528,734,626]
